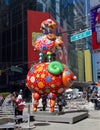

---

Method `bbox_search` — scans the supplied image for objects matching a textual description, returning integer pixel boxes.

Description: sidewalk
[88,110,100,119]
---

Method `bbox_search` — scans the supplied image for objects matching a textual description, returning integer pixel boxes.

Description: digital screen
[91,5,100,50]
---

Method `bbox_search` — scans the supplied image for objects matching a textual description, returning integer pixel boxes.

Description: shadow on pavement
[34,122,50,126]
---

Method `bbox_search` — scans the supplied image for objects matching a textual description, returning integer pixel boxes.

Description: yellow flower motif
[39,90,43,94]
[35,87,39,91]
[37,66,43,72]
[47,51,52,55]
[45,89,50,93]
[41,73,45,78]
[36,74,40,77]
[31,85,34,88]
[38,82,44,88]
[52,77,55,80]
[51,84,55,88]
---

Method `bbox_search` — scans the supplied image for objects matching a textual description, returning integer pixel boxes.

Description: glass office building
[0,0,38,88]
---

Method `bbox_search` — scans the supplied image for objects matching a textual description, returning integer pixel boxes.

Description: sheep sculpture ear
[48,61,64,75]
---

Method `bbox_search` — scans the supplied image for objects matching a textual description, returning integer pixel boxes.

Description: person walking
[56,94,66,112]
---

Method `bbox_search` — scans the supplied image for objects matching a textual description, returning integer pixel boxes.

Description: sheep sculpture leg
[48,93,56,112]
[32,92,57,113]
[33,92,40,112]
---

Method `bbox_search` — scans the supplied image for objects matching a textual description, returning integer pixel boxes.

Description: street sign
[11,66,23,73]
[71,29,92,42]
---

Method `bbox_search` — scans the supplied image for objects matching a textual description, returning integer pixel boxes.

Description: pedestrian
[2,93,15,107]
[0,94,4,106]
[94,91,99,110]
[41,95,47,111]
[56,94,66,112]
[91,91,98,110]
[11,91,17,102]
[15,91,26,123]
[19,89,23,97]
[86,86,92,102]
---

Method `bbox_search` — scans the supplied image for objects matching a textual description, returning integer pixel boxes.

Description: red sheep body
[26,62,76,112]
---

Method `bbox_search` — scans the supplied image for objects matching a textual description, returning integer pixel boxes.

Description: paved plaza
[20,110,100,130]
[20,100,100,130]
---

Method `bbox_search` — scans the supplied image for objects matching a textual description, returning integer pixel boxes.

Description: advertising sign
[77,51,84,81]
[94,52,100,73]
[84,50,92,82]
[91,5,100,50]
[92,52,100,81]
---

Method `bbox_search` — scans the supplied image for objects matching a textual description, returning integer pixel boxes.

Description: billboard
[27,10,68,68]
[84,50,92,82]
[91,5,100,50]
[77,51,84,81]
[92,52,100,81]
